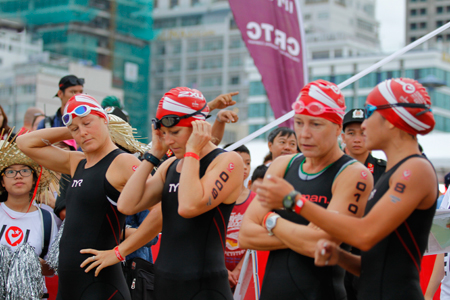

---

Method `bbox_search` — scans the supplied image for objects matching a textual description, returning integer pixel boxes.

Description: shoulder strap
[284,153,303,177]
[39,208,53,259]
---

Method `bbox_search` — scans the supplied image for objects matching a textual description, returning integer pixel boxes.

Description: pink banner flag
[229,0,308,129]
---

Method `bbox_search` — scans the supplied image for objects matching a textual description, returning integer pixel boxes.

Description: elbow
[354,232,376,252]
[178,205,198,219]
[117,200,135,215]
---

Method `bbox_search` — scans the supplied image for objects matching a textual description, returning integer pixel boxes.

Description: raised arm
[80,203,163,277]
[16,127,82,175]
[177,121,243,218]
[117,127,170,215]
[211,110,239,146]
[296,157,437,252]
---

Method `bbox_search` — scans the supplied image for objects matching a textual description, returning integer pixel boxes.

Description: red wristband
[114,246,125,262]
[184,152,200,160]
[294,196,307,214]
[263,212,272,229]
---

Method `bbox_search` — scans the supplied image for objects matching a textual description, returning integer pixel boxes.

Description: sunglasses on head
[60,78,84,88]
[152,104,208,130]
[364,103,432,119]
[63,105,105,126]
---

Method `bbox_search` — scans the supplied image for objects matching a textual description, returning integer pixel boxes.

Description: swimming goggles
[364,103,431,119]
[63,105,105,126]
[292,100,345,115]
[152,104,209,130]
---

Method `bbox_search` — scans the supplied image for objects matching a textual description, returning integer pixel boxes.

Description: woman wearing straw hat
[115,87,244,300]
[0,139,58,299]
[258,78,437,300]
[17,94,142,300]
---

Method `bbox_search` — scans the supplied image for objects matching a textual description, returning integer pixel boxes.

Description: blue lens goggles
[364,103,432,119]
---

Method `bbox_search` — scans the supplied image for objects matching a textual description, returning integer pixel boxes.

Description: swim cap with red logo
[366,78,435,135]
[291,79,346,125]
[63,94,108,126]
[156,87,210,127]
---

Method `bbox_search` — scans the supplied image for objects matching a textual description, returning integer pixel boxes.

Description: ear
[57,89,64,100]
[247,180,253,189]
[268,142,273,151]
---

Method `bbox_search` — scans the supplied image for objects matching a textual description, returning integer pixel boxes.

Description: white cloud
[376,0,406,52]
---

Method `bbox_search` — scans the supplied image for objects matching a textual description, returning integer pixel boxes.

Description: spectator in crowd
[17,107,45,135]
[37,75,84,129]
[247,164,268,192]
[267,127,298,161]
[0,105,14,140]
[0,141,58,299]
[342,109,386,183]
[223,143,256,290]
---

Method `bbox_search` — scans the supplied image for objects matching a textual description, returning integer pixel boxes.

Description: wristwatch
[266,214,281,236]
[143,152,161,167]
[283,190,301,211]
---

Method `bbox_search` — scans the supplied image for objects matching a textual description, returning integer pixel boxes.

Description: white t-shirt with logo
[0,202,58,259]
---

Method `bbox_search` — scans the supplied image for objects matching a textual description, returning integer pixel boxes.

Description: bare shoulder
[112,152,141,169]
[154,156,178,180]
[68,150,86,176]
[391,156,436,185]
[333,160,374,191]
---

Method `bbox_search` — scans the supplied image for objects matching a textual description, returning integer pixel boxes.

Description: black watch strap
[144,152,161,167]
[283,190,300,210]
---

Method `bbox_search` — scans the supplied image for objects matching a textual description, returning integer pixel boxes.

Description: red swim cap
[367,78,435,135]
[292,79,346,125]
[156,87,210,127]
[63,94,108,126]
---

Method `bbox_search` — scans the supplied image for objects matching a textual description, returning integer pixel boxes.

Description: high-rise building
[405,0,450,49]
[150,0,381,143]
[0,0,153,139]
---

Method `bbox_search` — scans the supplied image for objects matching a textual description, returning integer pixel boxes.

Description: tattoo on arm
[394,183,406,193]
[356,182,366,192]
[354,193,361,202]
[390,195,401,203]
[211,171,230,200]
[348,204,358,214]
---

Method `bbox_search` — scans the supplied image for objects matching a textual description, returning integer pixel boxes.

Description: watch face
[266,217,276,229]
[283,196,295,210]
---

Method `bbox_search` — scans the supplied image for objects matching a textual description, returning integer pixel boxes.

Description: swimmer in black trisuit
[259,78,438,300]
[239,79,373,300]
[115,87,243,300]
[17,94,141,300]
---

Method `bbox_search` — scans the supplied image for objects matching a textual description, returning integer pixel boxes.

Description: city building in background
[0,0,153,139]
[406,0,450,50]
[151,0,381,143]
[0,50,123,130]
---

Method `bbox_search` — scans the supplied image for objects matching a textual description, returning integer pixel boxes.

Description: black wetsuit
[260,154,356,300]
[56,149,130,300]
[154,148,234,300]
[359,154,436,300]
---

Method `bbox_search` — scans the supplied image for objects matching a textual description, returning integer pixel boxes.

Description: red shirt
[225,190,256,271]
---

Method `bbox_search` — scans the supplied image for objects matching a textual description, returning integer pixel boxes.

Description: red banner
[229,0,308,128]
